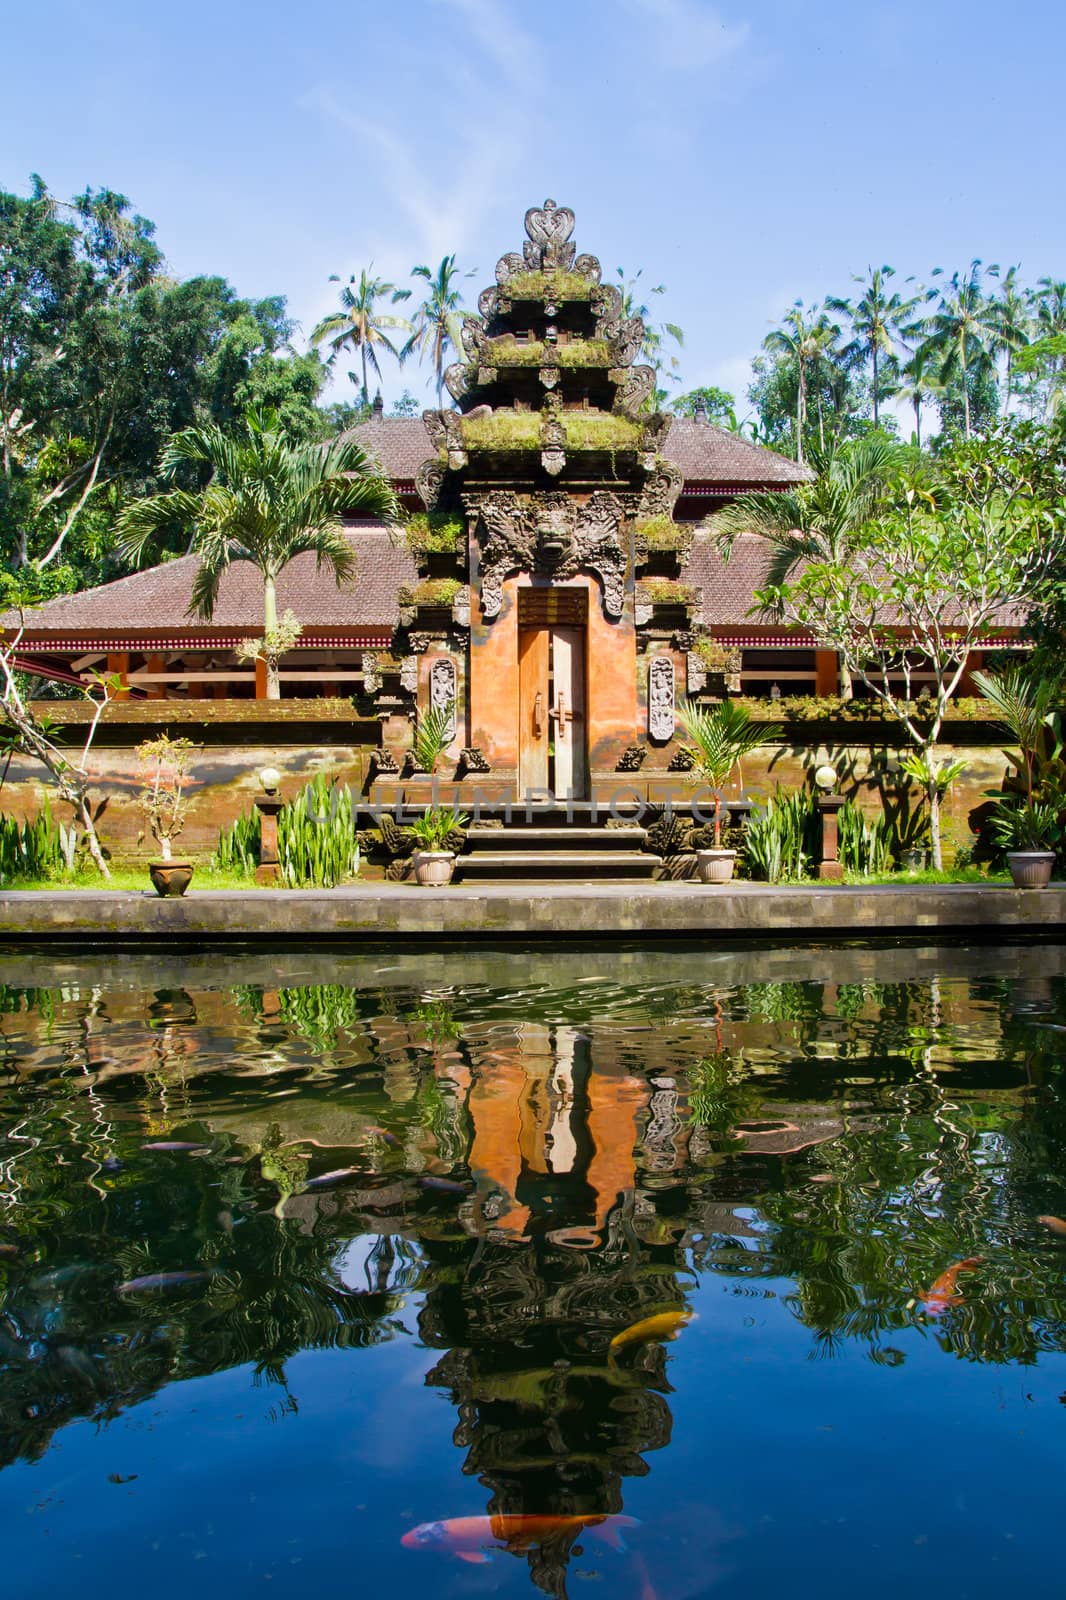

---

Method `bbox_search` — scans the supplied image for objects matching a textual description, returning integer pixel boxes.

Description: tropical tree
[762,303,841,464]
[989,266,1033,416]
[676,699,780,848]
[310,267,411,409]
[402,256,475,407]
[711,435,901,697]
[896,345,946,449]
[920,261,999,437]
[116,409,400,698]
[671,386,736,425]
[614,268,685,388]
[828,266,923,428]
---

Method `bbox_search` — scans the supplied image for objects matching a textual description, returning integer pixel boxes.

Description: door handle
[551,692,571,740]
[533,692,545,738]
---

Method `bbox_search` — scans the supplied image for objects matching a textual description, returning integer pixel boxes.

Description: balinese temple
[9,200,999,801]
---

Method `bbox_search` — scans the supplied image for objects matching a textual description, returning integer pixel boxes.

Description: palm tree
[402,256,475,408]
[710,435,901,698]
[896,345,946,449]
[989,266,1033,415]
[763,304,840,465]
[676,699,779,849]
[117,409,400,699]
[920,261,998,437]
[615,267,685,388]
[827,266,923,429]
[310,267,412,410]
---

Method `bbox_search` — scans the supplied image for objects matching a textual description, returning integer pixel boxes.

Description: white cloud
[622,0,749,69]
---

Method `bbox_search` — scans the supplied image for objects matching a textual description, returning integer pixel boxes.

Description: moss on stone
[504,270,596,301]
[461,411,641,453]
[488,337,612,368]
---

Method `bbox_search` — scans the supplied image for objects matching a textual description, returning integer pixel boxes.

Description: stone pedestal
[254,792,284,885]
[817,794,846,881]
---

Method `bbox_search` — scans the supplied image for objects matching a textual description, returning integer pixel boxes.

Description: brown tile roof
[7,527,416,641]
[682,532,780,626]
[346,416,811,488]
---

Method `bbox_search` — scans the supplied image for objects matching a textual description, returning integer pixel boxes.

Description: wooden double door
[517,588,589,800]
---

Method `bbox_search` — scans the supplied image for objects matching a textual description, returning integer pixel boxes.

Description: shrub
[837,800,893,876]
[502,270,595,301]
[638,580,698,608]
[212,772,361,888]
[404,513,464,557]
[743,786,817,882]
[0,802,69,883]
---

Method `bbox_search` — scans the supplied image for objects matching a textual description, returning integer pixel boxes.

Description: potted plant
[137,734,196,896]
[408,804,468,886]
[676,699,778,883]
[973,665,1061,889]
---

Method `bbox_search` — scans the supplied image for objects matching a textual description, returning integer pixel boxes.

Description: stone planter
[899,847,927,872]
[412,851,456,887]
[1007,850,1056,889]
[695,848,736,884]
[149,861,194,898]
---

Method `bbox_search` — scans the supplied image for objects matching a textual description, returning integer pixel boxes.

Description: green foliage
[399,579,462,609]
[404,513,463,557]
[213,773,361,887]
[460,411,642,453]
[637,579,698,607]
[671,386,737,425]
[634,516,687,555]
[0,804,67,883]
[487,337,612,368]
[503,270,595,301]
[407,804,469,852]
[743,786,817,882]
[212,807,259,876]
[694,638,743,674]
[677,698,780,847]
[974,664,1065,855]
[412,700,456,773]
[837,800,893,875]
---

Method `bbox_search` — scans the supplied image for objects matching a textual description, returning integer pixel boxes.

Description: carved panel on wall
[362,652,381,696]
[429,657,458,739]
[648,655,676,742]
[612,366,656,416]
[415,458,446,510]
[638,459,685,521]
[468,489,629,621]
[443,363,471,403]
[399,657,419,694]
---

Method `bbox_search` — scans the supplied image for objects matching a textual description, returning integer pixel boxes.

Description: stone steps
[457,824,659,882]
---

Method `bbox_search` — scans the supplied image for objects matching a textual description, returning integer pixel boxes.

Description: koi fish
[303,1167,362,1191]
[117,1270,213,1294]
[401,1513,639,1564]
[609,1309,695,1355]
[1039,1215,1066,1236]
[365,1125,400,1148]
[418,1175,469,1194]
[142,1141,209,1153]
[918,1257,983,1317]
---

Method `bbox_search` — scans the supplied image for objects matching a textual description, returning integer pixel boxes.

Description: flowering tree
[755,426,1066,868]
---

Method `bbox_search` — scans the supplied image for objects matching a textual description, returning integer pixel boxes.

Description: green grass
[461,411,642,453]
[6,864,263,892]
[486,337,612,368]
[842,866,1010,886]
[502,270,595,301]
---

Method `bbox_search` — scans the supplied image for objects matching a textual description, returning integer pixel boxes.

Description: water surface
[1,942,1064,1599]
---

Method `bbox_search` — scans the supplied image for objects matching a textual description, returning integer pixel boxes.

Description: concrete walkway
[0,881,1062,942]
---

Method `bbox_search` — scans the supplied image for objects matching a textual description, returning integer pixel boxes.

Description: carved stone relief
[592,284,623,328]
[415,458,446,511]
[460,317,485,361]
[495,252,524,285]
[523,200,576,271]
[478,286,500,319]
[468,488,629,620]
[443,363,471,403]
[573,253,602,284]
[429,657,458,739]
[362,652,381,696]
[611,366,656,416]
[399,656,419,694]
[605,316,646,368]
[421,409,466,468]
[637,459,685,521]
[686,652,708,694]
[648,656,676,742]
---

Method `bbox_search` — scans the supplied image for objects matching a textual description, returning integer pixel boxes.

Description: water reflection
[1,944,1066,1595]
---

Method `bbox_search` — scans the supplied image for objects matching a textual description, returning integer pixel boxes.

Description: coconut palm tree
[989,266,1033,415]
[828,266,924,429]
[920,261,999,437]
[402,255,476,407]
[896,345,947,449]
[763,304,840,464]
[116,409,400,699]
[310,267,412,409]
[710,435,901,698]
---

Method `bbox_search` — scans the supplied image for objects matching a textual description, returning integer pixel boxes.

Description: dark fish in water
[0,1242,18,1258]
[142,1141,209,1153]
[117,1270,213,1294]
[303,1167,362,1191]
[1039,1214,1066,1236]
[417,1176,469,1194]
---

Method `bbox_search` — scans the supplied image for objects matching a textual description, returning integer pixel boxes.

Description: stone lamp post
[254,766,284,886]
[814,763,846,882]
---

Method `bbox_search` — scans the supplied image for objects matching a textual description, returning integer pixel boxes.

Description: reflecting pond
[1,941,1065,1599]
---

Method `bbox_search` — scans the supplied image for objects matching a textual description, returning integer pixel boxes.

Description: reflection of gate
[517,587,589,799]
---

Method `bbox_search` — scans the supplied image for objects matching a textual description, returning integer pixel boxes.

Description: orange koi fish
[919,1257,983,1317]
[1039,1215,1066,1236]
[401,1513,639,1565]
[609,1308,695,1355]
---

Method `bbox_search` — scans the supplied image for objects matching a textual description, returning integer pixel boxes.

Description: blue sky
[4,0,1064,422]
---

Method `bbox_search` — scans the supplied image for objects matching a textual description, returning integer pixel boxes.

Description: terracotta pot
[695,848,736,885]
[1007,851,1056,889]
[149,861,194,898]
[412,851,455,887]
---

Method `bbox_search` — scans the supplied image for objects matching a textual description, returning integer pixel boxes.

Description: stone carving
[457,746,490,775]
[471,488,628,621]
[634,597,653,626]
[476,366,498,388]
[538,366,560,389]
[573,253,602,284]
[369,747,399,775]
[444,363,471,403]
[668,746,695,772]
[415,458,446,510]
[606,315,646,368]
[429,657,457,739]
[592,284,623,327]
[638,459,684,520]
[422,408,467,469]
[648,655,676,742]
[612,365,656,417]
[495,252,525,285]
[617,744,646,772]
[540,401,566,477]
[362,651,381,695]
[452,586,471,628]
[407,632,432,654]
[523,199,576,271]
[460,316,485,360]
[399,656,419,694]
[478,285,499,320]
[639,412,672,465]
[686,651,708,694]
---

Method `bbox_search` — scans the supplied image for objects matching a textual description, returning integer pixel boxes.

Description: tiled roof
[8,527,416,639]
[682,532,781,626]
[346,416,811,488]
